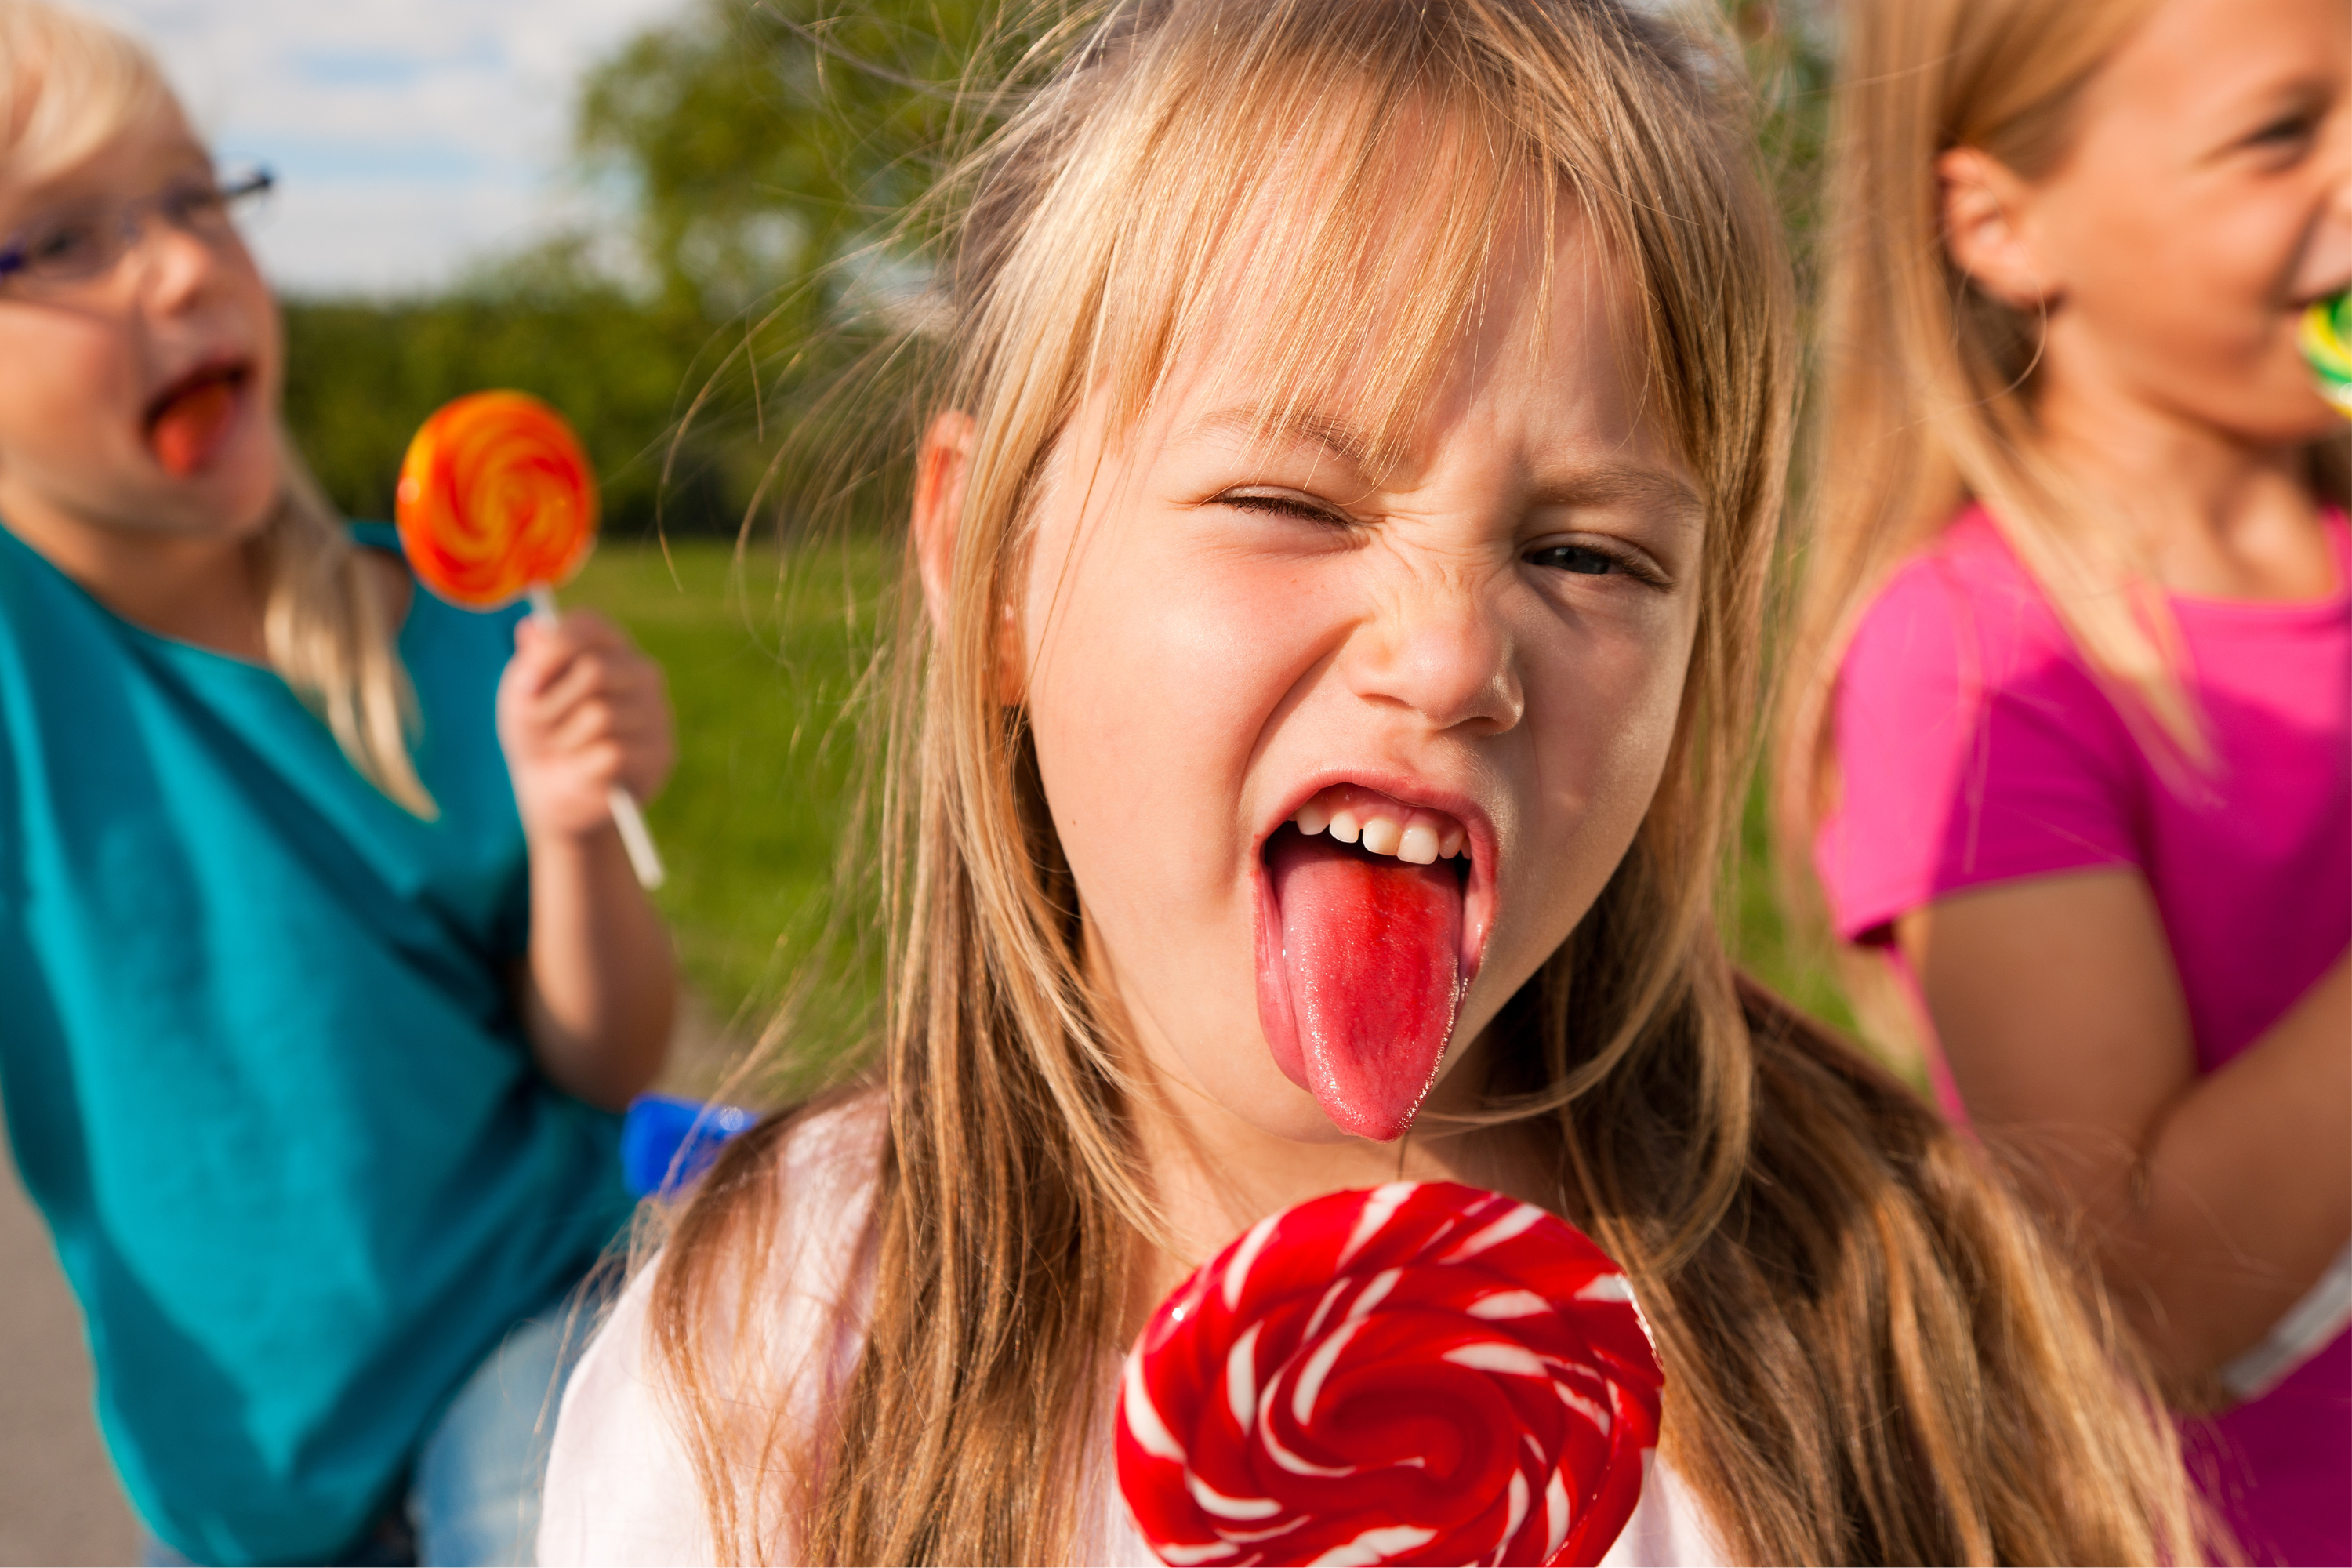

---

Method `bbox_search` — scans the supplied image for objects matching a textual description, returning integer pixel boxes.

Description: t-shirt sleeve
[1815,553,2143,943]
[539,1262,713,1567]
[539,1097,887,1566]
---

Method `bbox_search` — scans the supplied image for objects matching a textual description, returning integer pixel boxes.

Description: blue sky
[84,0,685,295]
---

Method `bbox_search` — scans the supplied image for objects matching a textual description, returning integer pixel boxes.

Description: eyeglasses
[0,167,274,293]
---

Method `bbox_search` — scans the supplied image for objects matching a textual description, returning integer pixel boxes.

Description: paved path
[0,1133,138,1566]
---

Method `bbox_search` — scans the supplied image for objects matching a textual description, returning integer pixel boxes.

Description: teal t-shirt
[0,521,631,1563]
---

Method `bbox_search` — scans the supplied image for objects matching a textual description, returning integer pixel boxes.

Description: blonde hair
[0,0,432,815]
[655,2,2209,1561]
[1777,0,2350,866]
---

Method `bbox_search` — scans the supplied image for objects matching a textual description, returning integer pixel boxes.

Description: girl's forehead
[1103,191,1660,480]
[2,104,199,219]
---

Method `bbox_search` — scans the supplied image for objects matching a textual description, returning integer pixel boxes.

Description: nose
[131,213,234,313]
[1344,561,1524,735]
[2303,107,2352,297]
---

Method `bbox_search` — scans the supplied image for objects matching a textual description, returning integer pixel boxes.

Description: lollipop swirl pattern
[2301,289,2352,418]
[1118,1182,1661,1568]
[396,390,598,608]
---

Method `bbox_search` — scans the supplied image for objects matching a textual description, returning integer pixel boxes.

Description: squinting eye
[2249,113,2316,148]
[1526,543,1619,576]
[1217,491,1347,526]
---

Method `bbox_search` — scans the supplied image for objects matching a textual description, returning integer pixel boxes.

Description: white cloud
[81,0,685,294]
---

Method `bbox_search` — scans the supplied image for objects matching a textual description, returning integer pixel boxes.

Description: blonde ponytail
[256,454,435,817]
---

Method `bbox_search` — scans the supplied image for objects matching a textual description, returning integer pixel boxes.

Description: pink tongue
[1264,832,1464,1141]
[150,379,237,477]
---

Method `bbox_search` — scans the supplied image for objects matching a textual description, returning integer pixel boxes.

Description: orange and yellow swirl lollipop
[397,390,664,887]
[397,390,597,608]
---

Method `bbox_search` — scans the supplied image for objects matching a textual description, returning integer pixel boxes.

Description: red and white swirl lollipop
[1118,1182,1661,1568]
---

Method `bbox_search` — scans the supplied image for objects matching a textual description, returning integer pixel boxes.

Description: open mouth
[1254,782,1491,1142]
[143,359,252,478]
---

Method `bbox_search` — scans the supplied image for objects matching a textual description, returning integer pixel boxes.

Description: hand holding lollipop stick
[397,391,666,890]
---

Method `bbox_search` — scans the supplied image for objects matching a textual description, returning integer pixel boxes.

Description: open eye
[158,178,232,232]
[22,213,107,271]
[1525,543,1621,577]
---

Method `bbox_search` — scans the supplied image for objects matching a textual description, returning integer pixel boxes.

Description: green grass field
[567,539,1856,1098]
[566,537,895,1091]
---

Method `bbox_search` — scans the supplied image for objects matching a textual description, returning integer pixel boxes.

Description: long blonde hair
[0,0,432,815]
[655,2,2209,1561]
[1776,0,2350,866]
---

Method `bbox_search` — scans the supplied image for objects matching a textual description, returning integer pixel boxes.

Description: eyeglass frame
[0,166,275,292]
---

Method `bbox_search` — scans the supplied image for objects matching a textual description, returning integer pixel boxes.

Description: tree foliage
[284,280,726,538]
[284,0,1833,539]
[575,0,997,322]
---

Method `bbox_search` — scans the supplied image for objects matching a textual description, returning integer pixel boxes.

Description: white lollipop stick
[528,583,667,891]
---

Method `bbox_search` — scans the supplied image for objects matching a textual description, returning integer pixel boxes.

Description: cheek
[0,318,135,468]
[2056,178,2323,415]
[1507,602,1695,941]
[1023,524,1304,898]
[245,260,288,398]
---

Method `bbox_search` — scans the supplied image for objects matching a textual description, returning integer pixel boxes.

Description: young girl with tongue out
[543,2,2206,1563]
[0,5,677,1563]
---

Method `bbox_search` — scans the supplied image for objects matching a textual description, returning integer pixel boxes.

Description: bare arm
[499,612,677,1110]
[1899,870,2350,1393]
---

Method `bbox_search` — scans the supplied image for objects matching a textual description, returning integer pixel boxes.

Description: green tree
[575,0,999,325]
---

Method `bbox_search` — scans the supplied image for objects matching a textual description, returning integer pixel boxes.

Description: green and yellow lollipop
[2300,289,2352,418]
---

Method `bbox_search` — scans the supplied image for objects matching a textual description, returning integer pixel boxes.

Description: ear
[1937,147,2055,310]
[913,409,976,638]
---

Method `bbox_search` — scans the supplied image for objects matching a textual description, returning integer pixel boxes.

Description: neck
[2029,335,2330,599]
[1116,1014,1554,1329]
[0,485,268,659]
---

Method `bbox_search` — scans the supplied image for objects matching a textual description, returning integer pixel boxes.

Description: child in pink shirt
[1820,506,2350,1563]
[1784,0,2351,1561]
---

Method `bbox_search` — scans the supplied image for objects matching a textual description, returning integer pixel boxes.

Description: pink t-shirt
[1817,506,2350,1567]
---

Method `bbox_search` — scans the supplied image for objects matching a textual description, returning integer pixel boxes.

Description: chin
[212,448,289,539]
[1191,1052,1379,1146]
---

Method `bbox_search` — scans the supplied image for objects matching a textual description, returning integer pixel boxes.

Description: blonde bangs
[0,0,171,189]
[951,7,1686,519]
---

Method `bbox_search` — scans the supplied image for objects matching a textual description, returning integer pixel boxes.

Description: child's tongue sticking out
[147,368,242,478]
[1260,790,1468,1141]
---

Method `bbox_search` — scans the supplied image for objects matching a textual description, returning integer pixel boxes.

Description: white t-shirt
[539,1095,1730,1566]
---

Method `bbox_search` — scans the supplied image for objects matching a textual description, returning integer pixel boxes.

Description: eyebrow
[1173,401,1704,524]
[1174,404,1381,470]
[1526,464,1704,527]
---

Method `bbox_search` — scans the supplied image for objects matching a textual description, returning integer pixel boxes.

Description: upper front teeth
[1290,788,1467,866]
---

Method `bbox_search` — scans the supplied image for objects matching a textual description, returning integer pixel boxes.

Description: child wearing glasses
[0,5,677,1563]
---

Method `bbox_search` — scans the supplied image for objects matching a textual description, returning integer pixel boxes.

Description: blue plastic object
[620,1094,758,1198]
